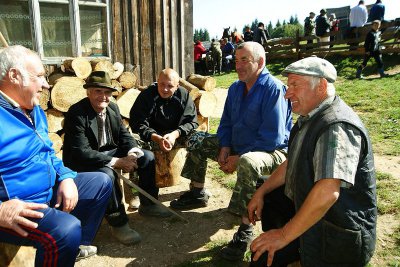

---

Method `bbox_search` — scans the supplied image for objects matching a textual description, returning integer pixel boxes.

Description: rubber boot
[111,223,141,245]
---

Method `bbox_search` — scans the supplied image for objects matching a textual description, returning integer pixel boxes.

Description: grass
[176,55,400,266]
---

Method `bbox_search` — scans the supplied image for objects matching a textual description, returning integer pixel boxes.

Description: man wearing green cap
[248,57,377,266]
[63,71,171,246]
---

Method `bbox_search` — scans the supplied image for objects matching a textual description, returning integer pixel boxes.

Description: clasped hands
[217,147,238,174]
[153,131,180,152]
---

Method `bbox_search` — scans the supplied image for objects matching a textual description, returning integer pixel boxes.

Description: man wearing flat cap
[63,71,171,246]
[248,57,377,267]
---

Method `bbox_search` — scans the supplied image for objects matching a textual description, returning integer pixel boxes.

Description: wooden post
[154,148,187,188]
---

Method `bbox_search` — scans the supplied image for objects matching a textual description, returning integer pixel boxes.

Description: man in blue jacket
[0,45,112,266]
[170,41,292,261]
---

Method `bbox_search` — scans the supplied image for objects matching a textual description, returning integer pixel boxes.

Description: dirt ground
[74,155,399,267]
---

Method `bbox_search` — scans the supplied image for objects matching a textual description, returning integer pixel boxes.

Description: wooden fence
[265,19,400,60]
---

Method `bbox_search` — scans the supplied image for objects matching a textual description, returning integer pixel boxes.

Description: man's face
[17,55,49,110]
[235,47,260,84]
[87,87,113,113]
[157,74,178,99]
[285,74,323,116]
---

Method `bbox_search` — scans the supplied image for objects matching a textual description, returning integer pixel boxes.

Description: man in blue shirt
[368,0,385,22]
[170,41,292,261]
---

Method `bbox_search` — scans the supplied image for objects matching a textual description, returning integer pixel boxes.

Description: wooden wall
[111,0,193,87]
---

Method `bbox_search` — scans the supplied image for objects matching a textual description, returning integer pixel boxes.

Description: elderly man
[129,68,198,152]
[63,71,171,246]
[248,57,377,267]
[171,42,292,261]
[0,45,112,265]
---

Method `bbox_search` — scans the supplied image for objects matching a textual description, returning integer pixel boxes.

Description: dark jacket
[364,30,381,53]
[253,27,270,45]
[289,97,376,266]
[129,84,198,142]
[315,15,331,37]
[63,98,137,172]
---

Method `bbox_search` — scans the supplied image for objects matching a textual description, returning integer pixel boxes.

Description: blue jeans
[0,172,112,267]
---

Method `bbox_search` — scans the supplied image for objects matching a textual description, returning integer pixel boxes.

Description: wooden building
[0,0,194,86]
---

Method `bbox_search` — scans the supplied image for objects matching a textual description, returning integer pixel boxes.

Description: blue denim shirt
[217,68,292,155]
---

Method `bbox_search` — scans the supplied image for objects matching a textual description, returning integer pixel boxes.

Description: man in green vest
[248,57,377,267]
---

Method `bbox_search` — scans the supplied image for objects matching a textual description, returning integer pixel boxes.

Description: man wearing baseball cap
[248,57,377,266]
[63,71,171,247]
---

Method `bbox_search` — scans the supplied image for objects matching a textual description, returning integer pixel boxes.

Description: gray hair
[236,41,266,68]
[0,45,39,82]
[307,76,336,97]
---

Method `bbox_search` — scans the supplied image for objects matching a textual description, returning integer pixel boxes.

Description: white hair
[0,45,39,83]
[236,41,266,68]
[306,76,336,97]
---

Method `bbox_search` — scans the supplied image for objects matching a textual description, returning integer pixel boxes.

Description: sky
[193,0,399,39]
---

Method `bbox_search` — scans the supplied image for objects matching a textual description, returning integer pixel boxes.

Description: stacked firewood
[41,57,217,157]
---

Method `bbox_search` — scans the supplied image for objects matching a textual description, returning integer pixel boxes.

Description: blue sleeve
[217,85,235,147]
[251,83,290,152]
[51,150,77,182]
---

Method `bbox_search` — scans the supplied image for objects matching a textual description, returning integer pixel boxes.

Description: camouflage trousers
[181,132,287,217]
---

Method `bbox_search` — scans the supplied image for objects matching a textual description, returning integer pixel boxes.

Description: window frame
[28,0,111,64]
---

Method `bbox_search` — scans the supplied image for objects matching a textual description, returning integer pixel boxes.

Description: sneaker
[220,225,254,261]
[76,245,97,261]
[170,189,210,210]
[111,223,141,245]
[138,204,172,217]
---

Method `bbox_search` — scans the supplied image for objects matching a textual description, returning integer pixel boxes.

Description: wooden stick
[0,31,9,47]
[116,171,189,223]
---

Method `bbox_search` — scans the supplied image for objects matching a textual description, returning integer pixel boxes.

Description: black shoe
[220,225,253,261]
[170,189,210,210]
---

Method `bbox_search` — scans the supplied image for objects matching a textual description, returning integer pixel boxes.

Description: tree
[276,20,281,28]
[267,21,274,37]
[289,15,295,24]
[193,28,210,42]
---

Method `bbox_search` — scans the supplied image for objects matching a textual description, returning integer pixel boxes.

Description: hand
[217,147,231,167]
[250,228,289,266]
[55,178,78,213]
[114,155,138,173]
[163,131,179,148]
[247,192,264,225]
[0,199,48,236]
[219,155,239,174]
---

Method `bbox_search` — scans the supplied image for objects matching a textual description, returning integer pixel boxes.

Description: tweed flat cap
[282,57,337,83]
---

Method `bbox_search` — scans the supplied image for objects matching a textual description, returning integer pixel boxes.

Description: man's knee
[138,149,155,167]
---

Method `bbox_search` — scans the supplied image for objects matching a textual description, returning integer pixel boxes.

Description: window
[0,0,110,63]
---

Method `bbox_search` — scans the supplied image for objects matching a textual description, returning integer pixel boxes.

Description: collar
[298,96,335,127]
[0,90,20,108]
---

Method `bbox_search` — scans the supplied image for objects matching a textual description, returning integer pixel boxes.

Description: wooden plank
[162,0,171,68]
[182,0,194,77]
[122,0,132,65]
[130,0,141,82]
[139,0,154,86]
[112,0,124,62]
[153,0,164,79]
[170,0,178,71]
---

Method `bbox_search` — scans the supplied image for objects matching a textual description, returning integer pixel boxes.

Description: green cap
[282,57,337,83]
[83,71,117,91]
